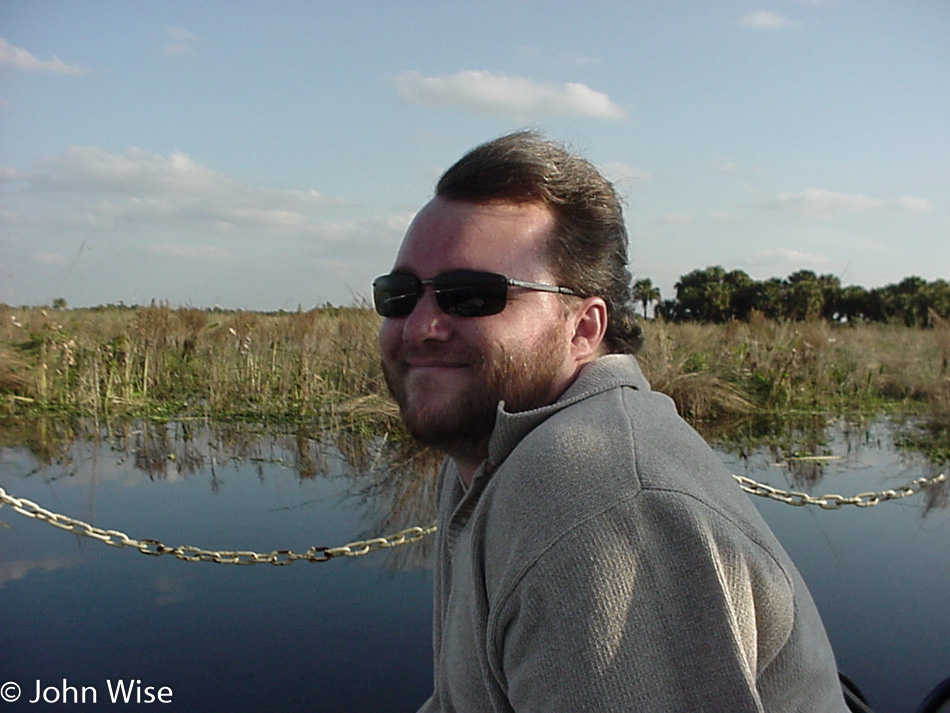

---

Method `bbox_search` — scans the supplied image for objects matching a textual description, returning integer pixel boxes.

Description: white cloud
[0,38,88,75]
[5,145,345,234]
[302,211,415,252]
[393,70,626,120]
[3,144,414,306]
[163,26,199,57]
[779,189,884,214]
[37,145,231,195]
[771,188,934,218]
[739,11,802,29]
[894,196,935,213]
[165,27,198,42]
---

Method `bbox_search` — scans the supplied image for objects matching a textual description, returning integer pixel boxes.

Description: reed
[0,303,396,431]
[1,304,948,432]
[632,316,947,420]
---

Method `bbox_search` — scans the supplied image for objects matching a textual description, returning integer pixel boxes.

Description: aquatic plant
[1,304,948,439]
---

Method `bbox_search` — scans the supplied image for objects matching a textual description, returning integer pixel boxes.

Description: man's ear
[570,297,608,361]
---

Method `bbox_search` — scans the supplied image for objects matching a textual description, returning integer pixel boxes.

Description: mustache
[395,344,486,367]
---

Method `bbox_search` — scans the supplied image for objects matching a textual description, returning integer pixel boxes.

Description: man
[375,131,848,712]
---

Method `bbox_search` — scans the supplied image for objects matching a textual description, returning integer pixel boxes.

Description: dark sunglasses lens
[373,274,421,317]
[434,271,508,317]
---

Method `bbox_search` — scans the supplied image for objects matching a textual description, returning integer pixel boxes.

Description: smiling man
[378,198,601,485]
[376,131,848,712]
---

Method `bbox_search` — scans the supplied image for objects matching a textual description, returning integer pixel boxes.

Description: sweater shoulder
[478,382,790,600]
[490,382,733,508]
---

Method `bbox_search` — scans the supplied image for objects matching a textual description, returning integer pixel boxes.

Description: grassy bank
[1,304,948,436]
[637,315,950,420]
[0,303,396,431]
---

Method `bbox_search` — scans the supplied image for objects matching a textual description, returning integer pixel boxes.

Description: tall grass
[638,315,950,422]
[2,304,948,432]
[0,303,397,431]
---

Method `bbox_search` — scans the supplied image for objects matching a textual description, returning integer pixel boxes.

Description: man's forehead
[394,199,554,279]
[396,198,555,259]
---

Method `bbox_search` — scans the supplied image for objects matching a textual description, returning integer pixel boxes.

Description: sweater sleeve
[487,491,798,713]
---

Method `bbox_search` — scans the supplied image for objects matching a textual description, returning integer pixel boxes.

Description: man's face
[378,197,580,460]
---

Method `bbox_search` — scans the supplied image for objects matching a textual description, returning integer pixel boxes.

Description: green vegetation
[1,303,948,449]
[637,316,949,421]
[0,302,397,432]
[655,267,950,326]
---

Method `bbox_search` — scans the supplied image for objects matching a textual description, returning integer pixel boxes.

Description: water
[718,418,950,712]
[0,421,439,712]
[1,417,947,712]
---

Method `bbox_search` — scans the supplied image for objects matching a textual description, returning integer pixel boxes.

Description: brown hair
[436,130,643,354]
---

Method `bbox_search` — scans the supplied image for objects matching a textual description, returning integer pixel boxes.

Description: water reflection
[710,415,948,516]
[0,416,443,568]
[1,417,441,713]
[709,416,949,712]
[0,555,74,589]
[1,415,948,713]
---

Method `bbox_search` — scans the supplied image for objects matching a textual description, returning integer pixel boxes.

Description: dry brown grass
[2,305,947,427]
[638,318,949,420]
[0,305,395,430]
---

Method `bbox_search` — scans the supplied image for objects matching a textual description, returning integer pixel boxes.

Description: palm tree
[632,278,661,318]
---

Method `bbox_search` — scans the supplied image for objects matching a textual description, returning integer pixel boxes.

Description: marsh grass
[2,304,948,437]
[638,317,949,421]
[0,303,396,432]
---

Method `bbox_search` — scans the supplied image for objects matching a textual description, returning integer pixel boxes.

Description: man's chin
[401,404,495,452]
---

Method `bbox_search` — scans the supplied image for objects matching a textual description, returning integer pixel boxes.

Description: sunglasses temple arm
[507,278,580,297]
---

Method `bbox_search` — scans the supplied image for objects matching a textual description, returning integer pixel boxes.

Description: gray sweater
[418,354,848,712]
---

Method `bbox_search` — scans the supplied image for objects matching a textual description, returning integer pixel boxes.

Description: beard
[382,324,568,459]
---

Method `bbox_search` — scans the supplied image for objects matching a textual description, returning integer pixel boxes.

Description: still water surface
[1,418,947,712]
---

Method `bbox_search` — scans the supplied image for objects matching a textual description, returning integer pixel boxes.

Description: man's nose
[402,289,452,342]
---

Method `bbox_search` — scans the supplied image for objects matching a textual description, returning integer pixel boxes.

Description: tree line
[633,267,950,327]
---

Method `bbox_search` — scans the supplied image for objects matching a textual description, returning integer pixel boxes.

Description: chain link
[0,485,436,565]
[1,472,946,564]
[733,472,947,509]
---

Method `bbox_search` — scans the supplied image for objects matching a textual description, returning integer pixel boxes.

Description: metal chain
[1,472,946,564]
[733,472,947,509]
[0,485,435,565]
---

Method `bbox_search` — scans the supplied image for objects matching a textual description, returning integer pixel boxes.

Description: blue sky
[1,0,948,310]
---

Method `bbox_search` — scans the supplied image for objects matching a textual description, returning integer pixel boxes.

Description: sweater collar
[483,354,649,474]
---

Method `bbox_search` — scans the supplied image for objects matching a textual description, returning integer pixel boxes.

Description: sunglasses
[372,269,580,318]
